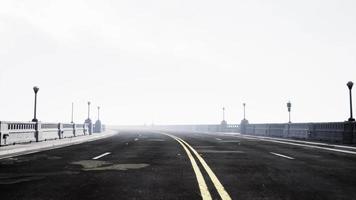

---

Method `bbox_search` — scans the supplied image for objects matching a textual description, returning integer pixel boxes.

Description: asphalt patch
[71,160,149,171]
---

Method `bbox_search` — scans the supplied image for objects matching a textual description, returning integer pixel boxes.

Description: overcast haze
[0,0,355,125]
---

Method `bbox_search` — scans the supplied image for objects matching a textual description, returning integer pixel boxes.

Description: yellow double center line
[158,132,232,200]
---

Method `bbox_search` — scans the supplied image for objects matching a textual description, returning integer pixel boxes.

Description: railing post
[240,119,248,134]
[285,123,290,138]
[353,122,356,144]
[73,123,76,137]
[343,121,354,144]
[0,121,2,146]
[58,123,63,139]
[0,121,9,146]
[35,122,41,142]
[88,122,92,135]
[83,124,87,135]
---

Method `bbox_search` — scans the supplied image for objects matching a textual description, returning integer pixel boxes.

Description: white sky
[0,0,355,125]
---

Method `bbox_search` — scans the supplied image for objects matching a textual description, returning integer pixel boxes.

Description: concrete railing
[149,121,355,144]
[131,124,240,133]
[0,121,92,146]
[240,121,356,144]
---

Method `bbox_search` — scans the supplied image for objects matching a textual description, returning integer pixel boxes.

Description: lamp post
[97,106,100,120]
[71,102,74,123]
[347,81,355,121]
[222,107,225,121]
[287,101,292,123]
[87,101,91,119]
[32,86,39,122]
[243,103,246,120]
[84,101,93,135]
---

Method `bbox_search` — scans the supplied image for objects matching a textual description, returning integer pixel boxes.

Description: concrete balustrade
[148,121,356,144]
[0,121,93,146]
[0,121,37,145]
[148,124,240,133]
[75,123,87,136]
[40,123,59,141]
[61,123,75,139]
[240,121,356,144]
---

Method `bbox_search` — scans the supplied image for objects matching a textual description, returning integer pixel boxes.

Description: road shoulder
[0,130,118,159]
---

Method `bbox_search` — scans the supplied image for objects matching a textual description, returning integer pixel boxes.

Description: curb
[0,130,118,160]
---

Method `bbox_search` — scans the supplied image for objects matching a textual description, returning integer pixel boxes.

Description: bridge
[1,116,356,199]
[0,84,355,200]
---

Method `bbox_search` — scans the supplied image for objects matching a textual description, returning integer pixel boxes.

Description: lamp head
[33,86,39,93]
[287,101,292,110]
[347,81,354,90]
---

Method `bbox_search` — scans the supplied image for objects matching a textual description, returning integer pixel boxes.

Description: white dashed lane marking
[234,135,356,155]
[270,152,294,160]
[92,152,111,160]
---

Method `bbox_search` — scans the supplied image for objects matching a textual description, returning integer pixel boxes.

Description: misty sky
[0,0,356,125]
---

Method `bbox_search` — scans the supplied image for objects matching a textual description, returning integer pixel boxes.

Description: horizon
[1,0,355,125]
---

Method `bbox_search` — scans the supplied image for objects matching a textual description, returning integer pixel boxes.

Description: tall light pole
[287,101,292,123]
[97,106,100,120]
[87,101,91,119]
[347,81,355,121]
[222,107,225,121]
[84,101,93,135]
[71,102,74,123]
[32,86,39,122]
[243,103,246,120]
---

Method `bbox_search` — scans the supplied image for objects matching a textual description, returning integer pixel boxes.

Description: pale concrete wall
[240,122,356,144]
[0,121,92,146]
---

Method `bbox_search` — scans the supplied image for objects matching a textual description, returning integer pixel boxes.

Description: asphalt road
[1,129,356,200]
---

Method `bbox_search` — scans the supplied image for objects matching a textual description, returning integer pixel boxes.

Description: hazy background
[0,0,355,125]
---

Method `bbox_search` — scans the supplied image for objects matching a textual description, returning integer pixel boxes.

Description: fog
[0,0,355,125]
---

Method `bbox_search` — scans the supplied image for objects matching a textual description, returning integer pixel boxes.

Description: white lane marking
[270,152,295,160]
[242,135,356,150]
[198,150,244,154]
[215,138,222,141]
[219,140,240,143]
[235,135,356,155]
[92,152,111,160]
[161,133,212,200]
[147,139,165,142]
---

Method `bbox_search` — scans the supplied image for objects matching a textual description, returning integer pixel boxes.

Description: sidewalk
[0,130,118,159]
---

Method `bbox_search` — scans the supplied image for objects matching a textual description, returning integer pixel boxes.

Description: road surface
[1,129,356,200]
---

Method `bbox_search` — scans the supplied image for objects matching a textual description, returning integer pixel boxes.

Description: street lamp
[84,101,93,135]
[97,106,100,120]
[287,101,292,123]
[222,107,225,121]
[71,102,74,123]
[243,103,246,120]
[221,107,227,126]
[87,101,91,119]
[32,86,39,122]
[347,81,355,121]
